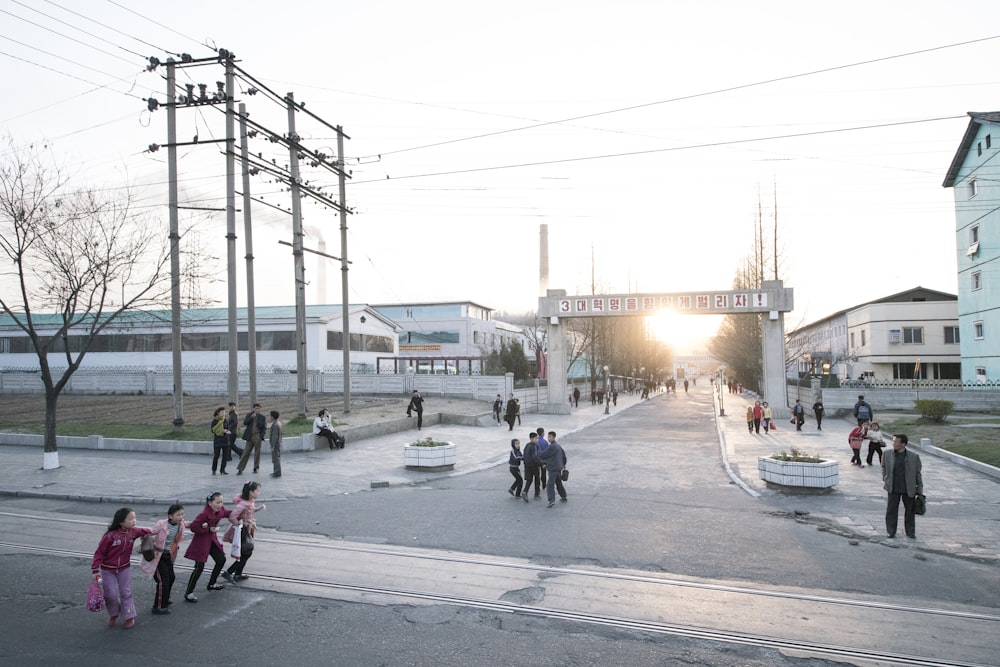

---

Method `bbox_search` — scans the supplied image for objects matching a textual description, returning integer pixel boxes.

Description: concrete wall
[787,385,1000,415]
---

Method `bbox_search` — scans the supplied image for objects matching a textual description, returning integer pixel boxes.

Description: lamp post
[603,365,610,414]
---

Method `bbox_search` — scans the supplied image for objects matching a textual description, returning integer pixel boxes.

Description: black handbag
[560,468,569,482]
[913,494,926,516]
[241,526,255,557]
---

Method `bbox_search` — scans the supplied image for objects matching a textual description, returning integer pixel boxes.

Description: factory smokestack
[539,223,549,295]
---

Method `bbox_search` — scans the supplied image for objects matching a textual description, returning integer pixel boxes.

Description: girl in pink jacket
[139,504,189,614]
[91,507,153,629]
[222,481,267,583]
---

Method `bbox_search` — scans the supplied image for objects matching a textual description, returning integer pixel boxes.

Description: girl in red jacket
[91,507,153,629]
[183,492,232,603]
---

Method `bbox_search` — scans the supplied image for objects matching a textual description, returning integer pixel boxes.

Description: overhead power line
[6,0,144,62]
[358,33,1000,160]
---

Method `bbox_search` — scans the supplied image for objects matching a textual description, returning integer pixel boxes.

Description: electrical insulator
[198,84,208,102]
[146,98,159,112]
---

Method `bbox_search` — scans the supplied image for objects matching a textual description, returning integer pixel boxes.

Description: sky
[2,0,997,353]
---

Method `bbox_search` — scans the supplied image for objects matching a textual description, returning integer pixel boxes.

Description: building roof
[790,287,957,334]
[943,111,1000,188]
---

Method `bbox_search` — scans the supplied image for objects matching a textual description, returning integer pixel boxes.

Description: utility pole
[225,53,239,403]
[166,59,184,430]
[286,92,308,417]
[337,127,351,413]
[238,103,258,405]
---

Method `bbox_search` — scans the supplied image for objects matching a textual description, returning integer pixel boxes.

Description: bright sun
[647,311,721,353]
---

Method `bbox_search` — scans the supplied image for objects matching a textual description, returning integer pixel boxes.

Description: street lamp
[603,365,610,414]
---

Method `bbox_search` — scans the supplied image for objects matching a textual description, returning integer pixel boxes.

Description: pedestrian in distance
[407,390,424,430]
[226,402,243,458]
[505,393,518,431]
[848,421,869,466]
[140,503,189,615]
[752,400,763,434]
[746,406,754,434]
[882,433,923,539]
[762,401,772,433]
[268,410,282,478]
[812,398,825,431]
[792,399,805,431]
[535,427,549,489]
[521,432,543,501]
[92,507,154,629]
[507,438,524,497]
[222,481,267,584]
[493,394,503,425]
[572,386,580,407]
[866,422,886,466]
[211,407,231,475]
[183,492,232,602]
[237,403,266,475]
[854,395,874,426]
[537,431,568,508]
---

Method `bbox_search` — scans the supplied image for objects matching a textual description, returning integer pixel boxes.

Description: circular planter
[758,456,839,489]
[404,441,456,471]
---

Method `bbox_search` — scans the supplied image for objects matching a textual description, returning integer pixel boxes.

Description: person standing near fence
[407,390,424,430]
[268,410,282,478]
[237,404,266,475]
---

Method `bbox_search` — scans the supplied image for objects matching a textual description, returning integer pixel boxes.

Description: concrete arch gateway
[538,280,794,417]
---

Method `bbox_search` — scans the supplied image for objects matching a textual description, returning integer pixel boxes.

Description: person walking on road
[92,507,154,629]
[521,432,543,501]
[505,393,518,431]
[792,399,806,431]
[226,402,243,459]
[752,401,763,434]
[746,406,755,434]
[572,387,580,407]
[222,481,266,584]
[493,394,503,425]
[183,492,232,602]
[882,433,923,539]
[866,422,886,466]
[535,428,549,490]
[211,407,231,475]
[237,404,266,475]
[537,431,567,507]
[507,438,524,497]
[854,395,874,426]
[407,390,425,430]
[812,398,825,430]
[140,503,189,616]
[267,410,282,478]
[762,401,772,433]
[848,421,868,466]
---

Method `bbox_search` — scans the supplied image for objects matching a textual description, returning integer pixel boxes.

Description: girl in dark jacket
[183,492,232,602]
[507,439,523,497]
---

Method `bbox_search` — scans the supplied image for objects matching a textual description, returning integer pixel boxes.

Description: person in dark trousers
[537,431,567,508]
[507,439,523,497]
[226,402,243,458]
[236,404,266,475]
[521,432,542,501]
[572,387,580,407]
[407,390,424,429]
[854,395,874,426]
[882,433,923,538]
[492,394,503,424]
[211,407,231,475]
[535,428,549,489]
[792,399,805,431]
[267,410,282,478]
[866,422,886,466]
[505,393,518,431]
[812,399,825,430]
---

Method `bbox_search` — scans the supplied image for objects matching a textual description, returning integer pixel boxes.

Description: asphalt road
[1,390,997,666]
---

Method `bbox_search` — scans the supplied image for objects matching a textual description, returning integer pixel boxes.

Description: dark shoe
[207,583,224,591]
[234,574,250,581]
[221,572,236,584]
[237,470,243,475]
[560,497,568,502]
[253,468,259,473]
[184,593,198,603]
[151,607,171,615]
[547,500,555,508]
[508,489,515,497]
[221,470,229,475]
[270,472,281,478]
[887,533,896,538]
[212,471,216,475]
[906,534,916,539]
[165,601,173,607]
[522,493,529,503]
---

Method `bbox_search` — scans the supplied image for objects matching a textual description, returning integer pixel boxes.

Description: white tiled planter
[404,442,456,470]
[758,456,839,488]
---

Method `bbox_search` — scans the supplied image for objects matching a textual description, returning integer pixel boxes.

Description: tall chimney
[539,223,549,295]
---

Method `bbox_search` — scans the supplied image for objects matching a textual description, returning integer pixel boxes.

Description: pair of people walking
[232,404,282,478]
[512,428,567,507]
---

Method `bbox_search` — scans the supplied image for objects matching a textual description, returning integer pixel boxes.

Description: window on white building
[974,321,984,339]
[969,179,979,198]
[944,326,960,344]
[861,330,866,346]
[976,367,987,384]
[850,332,855,348]
[973,271,982,290]
[971,225,980,244]
[902,327,923,344]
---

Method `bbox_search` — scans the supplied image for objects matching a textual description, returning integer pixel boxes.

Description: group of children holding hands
[90,481,266,629]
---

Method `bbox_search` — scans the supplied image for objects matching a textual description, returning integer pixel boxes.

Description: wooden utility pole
[286,93,308,417]
[166,59,184,430]
[225,54,239,403]
[238,103,258,405]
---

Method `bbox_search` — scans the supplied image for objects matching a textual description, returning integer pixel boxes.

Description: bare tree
[0,139,171,469]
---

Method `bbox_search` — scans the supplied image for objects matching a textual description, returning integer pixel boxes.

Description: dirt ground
[0,393,489,428]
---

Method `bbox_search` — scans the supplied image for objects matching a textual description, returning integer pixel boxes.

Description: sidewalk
[717,390,1000,563]
[2,388,998,563]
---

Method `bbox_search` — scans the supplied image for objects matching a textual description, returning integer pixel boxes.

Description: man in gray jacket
[537,430,567,508]
[882,433,923,538]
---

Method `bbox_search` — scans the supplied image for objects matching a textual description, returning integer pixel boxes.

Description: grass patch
[880,415,1000,469]
[0,416,315,441]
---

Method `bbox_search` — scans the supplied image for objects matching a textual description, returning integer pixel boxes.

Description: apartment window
[974,321,984,340]
[977,142,982,156]
[861,330,866,346]
[976,367,987,384]
[973,271,982,291]
[850,332,855,348]
[971,225,979,244]
[969,179,979,198]
[902,327,923,344]
[944,326,960,344]
[988,134,993,149]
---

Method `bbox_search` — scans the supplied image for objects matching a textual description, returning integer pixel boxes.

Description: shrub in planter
[914,399,953,423]
[769,447,822,463]
[410,437,450,447]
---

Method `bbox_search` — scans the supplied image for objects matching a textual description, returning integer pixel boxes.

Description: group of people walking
[91,481,267,629]
[507,427,568,507]
[210,402,283,478]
